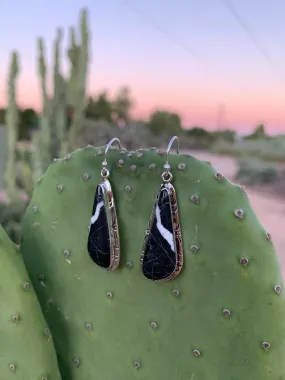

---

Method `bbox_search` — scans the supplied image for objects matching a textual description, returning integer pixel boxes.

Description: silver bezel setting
[97,178,120,270]
[141,182,183,281]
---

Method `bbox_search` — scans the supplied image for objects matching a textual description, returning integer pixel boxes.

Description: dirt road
[191,151,285,275]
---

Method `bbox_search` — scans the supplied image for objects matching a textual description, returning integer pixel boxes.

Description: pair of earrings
[87,137,183,282]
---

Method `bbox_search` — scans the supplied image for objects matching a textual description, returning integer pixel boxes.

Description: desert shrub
[236,157,279,185]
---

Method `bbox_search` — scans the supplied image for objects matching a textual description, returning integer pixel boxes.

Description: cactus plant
[0,224,62,379]
[67,8,89,149]
[36,7,89,176]
[2,8,89,242]
[4,7,89,192]
[0,197,28,244]
[20,146,285,379]
[4,51,20,201]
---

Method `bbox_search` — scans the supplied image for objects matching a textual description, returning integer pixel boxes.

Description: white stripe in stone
[155,204,174,251]
[90,201,104,225]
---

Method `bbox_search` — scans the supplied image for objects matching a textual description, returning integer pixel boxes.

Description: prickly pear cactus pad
[20,146,285,380]
[0,225,62,380]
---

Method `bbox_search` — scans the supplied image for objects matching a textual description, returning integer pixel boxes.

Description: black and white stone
[142,184,177,281]
[87,185,111,268]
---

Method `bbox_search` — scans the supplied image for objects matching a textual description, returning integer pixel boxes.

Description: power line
[120,0,222,75]
[121,0,285,86]
[220,0,285,82]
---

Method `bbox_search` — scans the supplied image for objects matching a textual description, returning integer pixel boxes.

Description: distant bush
[244,124,269,141]
[212,135,285,162]
[147,110,183,136]
[79,120,233,152]
[236,157,279,185]
[79,119,178,151]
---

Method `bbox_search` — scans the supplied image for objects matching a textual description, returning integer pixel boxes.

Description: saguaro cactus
[4,51,19,200]
[67,8,89,149]
[34,7,89,176]
[37,37,52,173]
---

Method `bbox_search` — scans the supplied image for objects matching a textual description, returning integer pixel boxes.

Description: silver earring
[141,136,183,281]
[87,138,121,270]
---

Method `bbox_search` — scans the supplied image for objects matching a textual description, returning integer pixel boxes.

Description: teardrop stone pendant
[141,183,183,281]
[87,179,120,270]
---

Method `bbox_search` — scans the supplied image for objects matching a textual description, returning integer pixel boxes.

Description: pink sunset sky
[1,0,285,133]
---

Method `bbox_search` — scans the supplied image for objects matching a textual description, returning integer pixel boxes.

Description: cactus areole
[21,146,285,380]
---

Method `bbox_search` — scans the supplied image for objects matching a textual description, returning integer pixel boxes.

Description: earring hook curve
[166,136,179,166]
[161,136,179,183]
[104,137,122,162]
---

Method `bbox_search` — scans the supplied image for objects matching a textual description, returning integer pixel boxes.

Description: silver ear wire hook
[162,136,179,183]
[165,136,180,168]
[101,138,122,178]
[104,138,122,160]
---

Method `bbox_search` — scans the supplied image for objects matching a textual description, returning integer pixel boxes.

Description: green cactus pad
[0,224,62,379]
[20,146,285,380]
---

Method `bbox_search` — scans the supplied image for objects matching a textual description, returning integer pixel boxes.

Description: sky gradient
[1,0,285,132]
